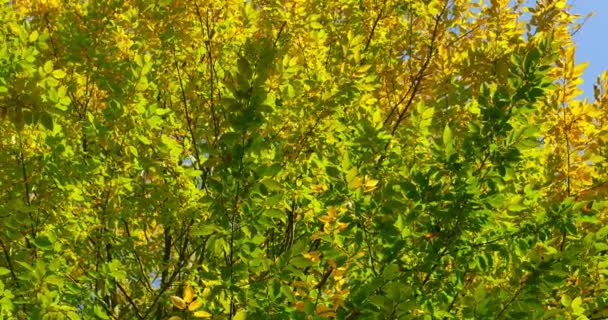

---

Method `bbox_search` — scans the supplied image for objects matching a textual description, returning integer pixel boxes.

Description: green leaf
[154,108,172,116]
[138,136,152,145]
[310,21,323,29]
[43,61,54,74]
[290,257,312,268]
[443,124,454,156]
[233,309,247,320]
[135,78,148,91]
[46,274,64,286]
[108,260,127,281]
[237,57,252,80]
[0,267,11,276]
[34,236,52,250]
[192,224,220,236]
[571,297,585,315]
[40,112,54,130]
[94,305,109,319]
[52,69,67,79]
[29,30,39,42]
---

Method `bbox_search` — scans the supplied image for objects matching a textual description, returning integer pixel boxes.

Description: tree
[1,0,607,319]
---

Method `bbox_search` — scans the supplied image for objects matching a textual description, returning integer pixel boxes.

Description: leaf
[571,297,585,315]
[33,236,52,249]
[364,177,379,193]
[59,96,71,106]
[193,311,212,318]
[39,112,54,131]
[154,108,172,116]
[138,136,152,145]
[43,61,53,74]
[233,309,247,320]
[191,224,220,236]
[94,305,110,319]
[188,299,203,311]
[291,257,313,268]
[46,275,63,286]
[310,21,323,29]
[108,260,127,281]
[29,30,39,42]
[183,284,195,303]
[171,296,186,310]
[237,57,252,80]
[52,69,67,79]
[201,287,211,298]
[135,78,149,91]
[0,267,11,276]
[443,124,454,156]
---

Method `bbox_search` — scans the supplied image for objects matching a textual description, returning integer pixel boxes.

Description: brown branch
[0,238,19,287]
[315,266,334,290]
[17,135,36,256]
[363,0,387,53]
[172,45,201,169]
[121,219,153,293]
[193,1,220,144]
[96,299,119,320]
[421,246,449,288]
[116,281,144,320]
[142,263,182,319]
[375,1,448,168]
[495,274,529,319]
[274,20,287,48]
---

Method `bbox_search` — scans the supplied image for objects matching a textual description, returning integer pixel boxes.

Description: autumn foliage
[1,0,608,319]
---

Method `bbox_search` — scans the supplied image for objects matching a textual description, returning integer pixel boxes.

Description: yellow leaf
[327,207,337,218]
[183,284,195,303]
[356,64,372,74]
[319,215,333,224]
[168,317,183,320]
[315,305,337,318]
[348,177,363,190]
[311,231,324,240]
[311,184,327,193]
[364,177,379,193]
[188,299,202,311]
[335,222,349,233]
[170,296,186,310]
[193,311,212,318]
[302,251,321,263]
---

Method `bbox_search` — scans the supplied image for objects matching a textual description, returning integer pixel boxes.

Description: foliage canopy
[1,0,608,319]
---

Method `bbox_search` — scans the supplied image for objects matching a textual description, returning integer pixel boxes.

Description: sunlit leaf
[171,296,187,310]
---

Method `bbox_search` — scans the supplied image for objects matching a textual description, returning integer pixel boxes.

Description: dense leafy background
[1,0,608,319]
